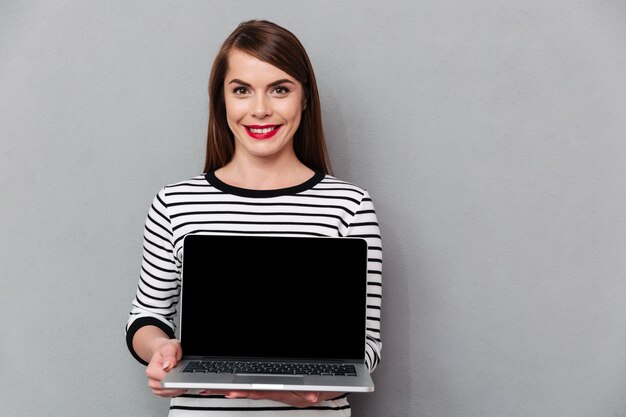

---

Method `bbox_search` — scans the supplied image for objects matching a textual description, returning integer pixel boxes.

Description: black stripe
[314,185,363,191]
[137,284,179,302]
[350,222,379,227]
[166,200,356,216]
[167,191,227,196]
[142,255,177,274]
[301,194,360,204]
[172,230,328,247]
[170,210,350,228]
[144,224,171,244]
[177,393,349,401]
[139,275,179,293]
[151,199,172,225]
[141,265,179,283]
[170,404,351,411]
[143,245,173,263]
[170,209,345,220]
[134,295,178,311]
[172,220,340,233]
[147,212,173,237]
[178,394,227,399]
[144,236,174,254]
[129,307,177,320]
[350,234,381,239]
[321,179,360,187]
[165,180,212,189]
[155,192,171,210]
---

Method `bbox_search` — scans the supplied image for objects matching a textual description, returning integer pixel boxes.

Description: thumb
[295,391,320,403]
[160,342,181,371]
[162,358,173,371]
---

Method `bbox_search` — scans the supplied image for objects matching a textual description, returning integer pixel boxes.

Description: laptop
[161,233,375,392]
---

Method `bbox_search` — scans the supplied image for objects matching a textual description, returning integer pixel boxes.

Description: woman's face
[223,49,306,162]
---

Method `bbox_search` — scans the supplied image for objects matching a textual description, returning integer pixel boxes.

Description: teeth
[249,126,277,134]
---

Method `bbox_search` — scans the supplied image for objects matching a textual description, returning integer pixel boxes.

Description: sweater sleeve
[125,188,181,365]
[347,190,382,372]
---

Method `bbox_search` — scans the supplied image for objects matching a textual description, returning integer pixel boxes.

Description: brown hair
[203,20,332,174]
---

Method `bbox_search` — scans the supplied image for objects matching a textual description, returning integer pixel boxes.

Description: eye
[232,86,249,95]
[272,85,290,96]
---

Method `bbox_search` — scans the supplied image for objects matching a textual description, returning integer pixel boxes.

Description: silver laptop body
[161,234,375,392]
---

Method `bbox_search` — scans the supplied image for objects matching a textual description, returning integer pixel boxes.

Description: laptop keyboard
[183,360,357,376]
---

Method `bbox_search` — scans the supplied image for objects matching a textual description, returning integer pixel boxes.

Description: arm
[348,189,383,372]
[134,325,185,397]
[125,189,184,396]
[132,325,177,364]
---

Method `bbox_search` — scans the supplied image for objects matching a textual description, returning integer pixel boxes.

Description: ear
[302,99,307,111]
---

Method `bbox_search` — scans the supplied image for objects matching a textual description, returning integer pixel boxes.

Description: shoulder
[161,174,212,192]
[315,175,372,199]
[318,174,366,191]
[147,174,215,208]
[153,174,213,197]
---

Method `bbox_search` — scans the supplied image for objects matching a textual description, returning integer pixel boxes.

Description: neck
[215,152,314,190]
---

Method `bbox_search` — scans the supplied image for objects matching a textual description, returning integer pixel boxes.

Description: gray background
[2,1,626,416]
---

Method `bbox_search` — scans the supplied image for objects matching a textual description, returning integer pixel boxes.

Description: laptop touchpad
[234,375,304,385]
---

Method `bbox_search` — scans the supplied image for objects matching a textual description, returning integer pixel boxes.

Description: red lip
[244,125,282,140]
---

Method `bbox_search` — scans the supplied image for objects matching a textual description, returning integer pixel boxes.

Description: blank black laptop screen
[180,234,367,361]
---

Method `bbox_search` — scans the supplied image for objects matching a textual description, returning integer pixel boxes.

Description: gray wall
[2,1,626,416]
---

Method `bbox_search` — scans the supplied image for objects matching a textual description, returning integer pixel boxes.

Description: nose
[252,94,272,118]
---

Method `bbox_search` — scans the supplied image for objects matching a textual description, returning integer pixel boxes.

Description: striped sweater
[126,172,382,416]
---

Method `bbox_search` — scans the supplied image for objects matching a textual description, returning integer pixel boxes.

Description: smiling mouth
[244,125,282,139]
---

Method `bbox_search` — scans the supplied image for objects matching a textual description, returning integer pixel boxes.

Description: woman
[126,20,382,416]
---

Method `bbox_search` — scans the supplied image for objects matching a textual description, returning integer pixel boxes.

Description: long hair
[203,20,332,175]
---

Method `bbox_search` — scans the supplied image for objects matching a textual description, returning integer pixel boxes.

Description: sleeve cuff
[126,317,176,366]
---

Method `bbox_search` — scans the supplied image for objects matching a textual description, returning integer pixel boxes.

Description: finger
[160,353,178,371]
[161,359,175,372]
[159,341,182,369]
[224,390,247,399]
[146,360,168,381]
[148,378,186,398]
[226,390,318,407]
[145,358,170,380]
[151,388,186,398]
[293,391,319,403]
[199,389,229,396]
[223,390,270,400]
[148,377,167,391]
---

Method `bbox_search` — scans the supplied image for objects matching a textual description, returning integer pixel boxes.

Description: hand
[145,338,186,398]
[199,390,345,408]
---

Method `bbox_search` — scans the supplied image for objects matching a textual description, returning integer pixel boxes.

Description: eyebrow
[227,78,296,88]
